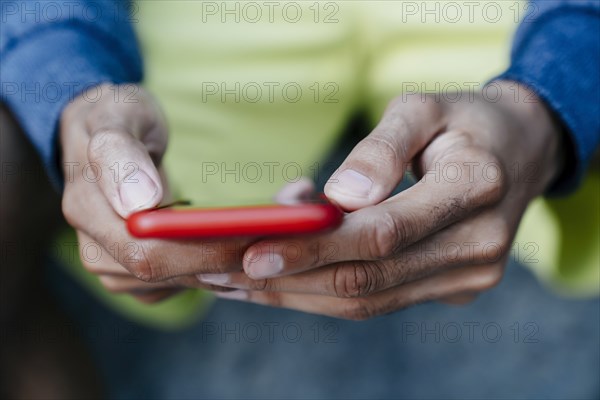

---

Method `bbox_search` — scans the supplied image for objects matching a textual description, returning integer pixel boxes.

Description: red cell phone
[126,195,343,239]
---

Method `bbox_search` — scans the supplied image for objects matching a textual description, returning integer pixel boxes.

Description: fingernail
[197,273,230,285]
[215,290,248,301]
[330,169,372,198]
[119,170,158,213]
[246,253,284,279]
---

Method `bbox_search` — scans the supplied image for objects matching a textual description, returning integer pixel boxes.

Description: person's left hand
[198,82,564,319]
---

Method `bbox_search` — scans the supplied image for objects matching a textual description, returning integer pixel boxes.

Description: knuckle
[473,217,512,264]
[87,129,127,163]
[361,134,403,167]
[122,243,158,282]
[333,262,385,298]
[467,150,507,206]
[250,278,271,291]
[388,257,411,285]
[362,211,404,259]
[333,263,369,298]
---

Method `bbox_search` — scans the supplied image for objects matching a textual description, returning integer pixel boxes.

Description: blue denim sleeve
[0,0,143,187]
[494,0,600,195]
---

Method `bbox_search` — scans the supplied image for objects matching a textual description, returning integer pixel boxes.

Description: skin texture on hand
[59,84,250,303]
[198,81,565,319]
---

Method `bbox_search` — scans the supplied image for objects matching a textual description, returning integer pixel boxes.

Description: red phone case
[127,198,343,239]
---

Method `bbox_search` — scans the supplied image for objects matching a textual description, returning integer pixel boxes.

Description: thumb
[325,96,444,211]
[87,125,165,218]
[84,86,168,218]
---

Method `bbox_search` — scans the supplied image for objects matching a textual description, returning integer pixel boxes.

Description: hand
[198,82,564,318]
[60,84,248,303]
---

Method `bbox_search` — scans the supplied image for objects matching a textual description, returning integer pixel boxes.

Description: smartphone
[126,195,343,239]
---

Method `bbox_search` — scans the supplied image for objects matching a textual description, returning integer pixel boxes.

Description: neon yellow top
[55,1,598,329]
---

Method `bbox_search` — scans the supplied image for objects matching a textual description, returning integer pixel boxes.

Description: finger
[98,274,169,293]
[217,262,504,320]
[86,120,165,218]
[97,274,207,294]
[203,209,510,296]
[76,231,131,276]
[325,96,445,211]
[274,177,316,205]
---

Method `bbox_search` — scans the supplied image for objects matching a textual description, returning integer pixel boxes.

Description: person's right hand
[60,84,248,303]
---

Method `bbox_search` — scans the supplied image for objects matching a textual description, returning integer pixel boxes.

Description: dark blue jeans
[49,257,599,400]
